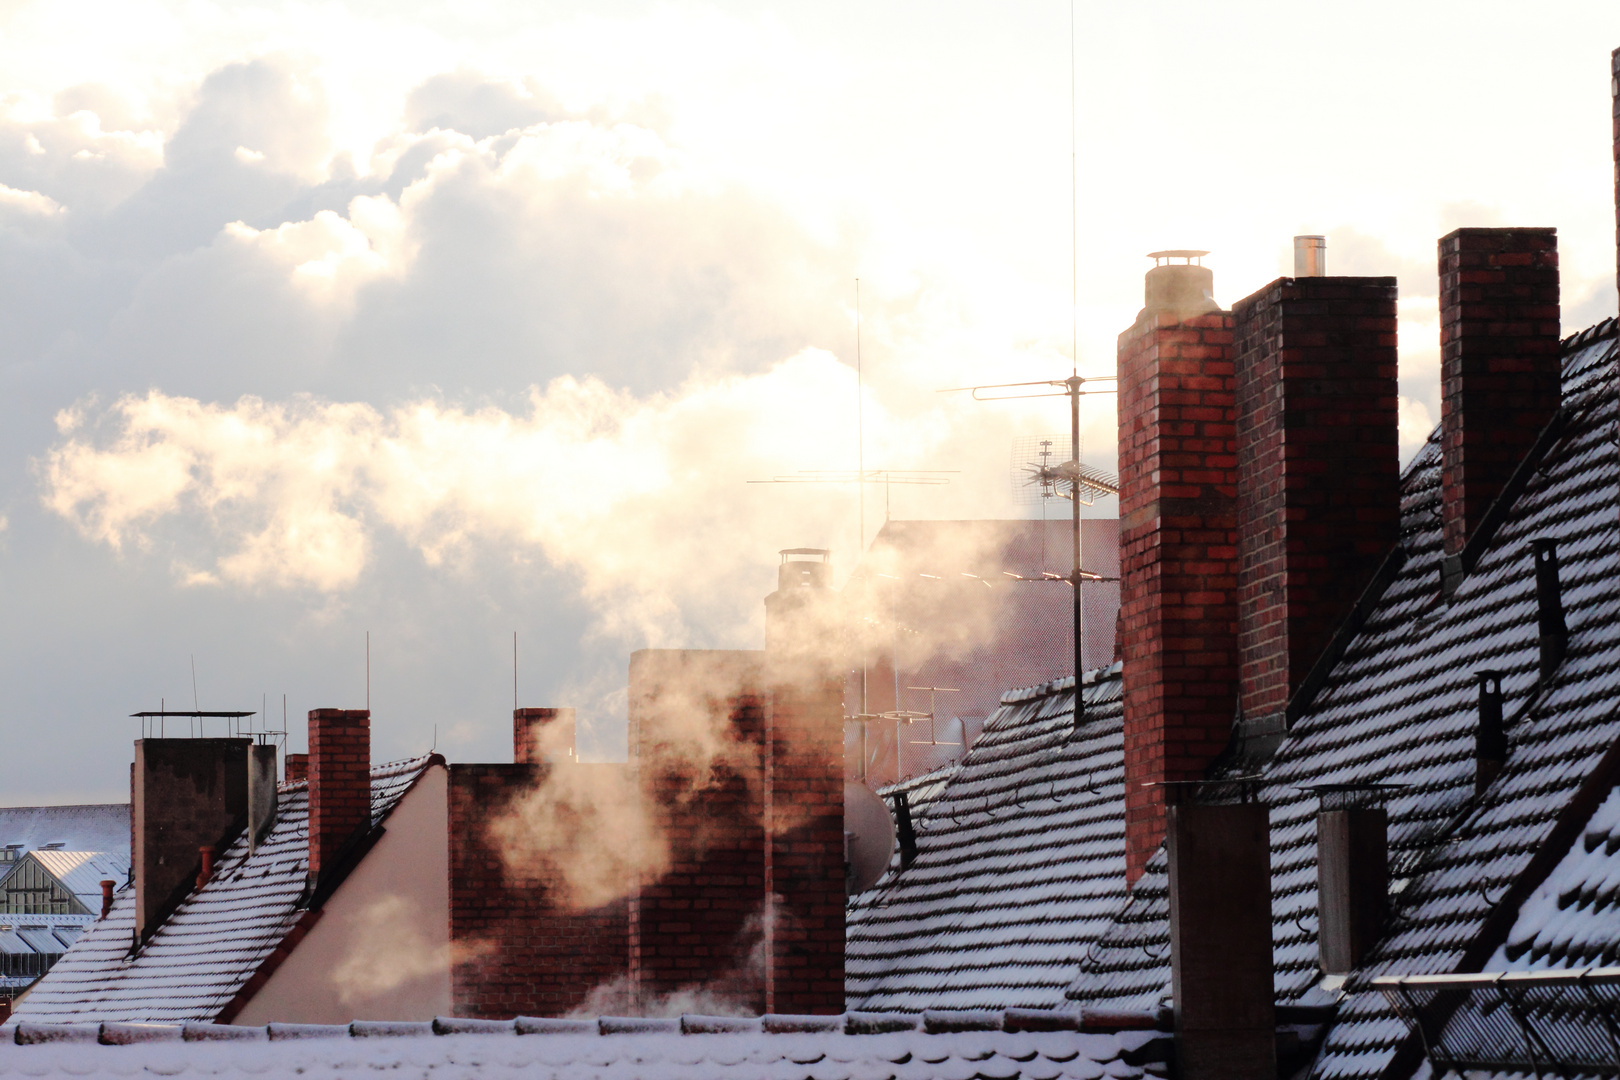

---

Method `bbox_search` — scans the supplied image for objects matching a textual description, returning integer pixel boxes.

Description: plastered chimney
[131,737,249,944]
[248,743,278,852]
[307,709,370,883]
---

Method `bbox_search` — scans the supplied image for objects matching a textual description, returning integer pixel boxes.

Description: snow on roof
[847,665,1128,1013]
[10,756,438,1024]
[1487,785,1620,971]
[0,1011,1163,1080]
[0,805,128,857]
[26,851,130,909]
[1063,322,1620,1080]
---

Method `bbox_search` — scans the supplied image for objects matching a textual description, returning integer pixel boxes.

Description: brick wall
[307,709,370,883]
[1232,277,1399,728]
[1117,311,1240,885]
[1438,228,1560,560]
[285,754,307,784]
[629,650,769,1012]
[514,708,575,765]
[765,674,845,1014]
[447,763,629,1018]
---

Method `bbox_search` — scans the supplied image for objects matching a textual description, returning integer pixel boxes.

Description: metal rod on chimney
[1069,375,1084,727]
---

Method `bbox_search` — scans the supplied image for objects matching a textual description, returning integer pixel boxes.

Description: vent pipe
[1533,540,1568,683]
[195,845,215,890]
[894,791,918,870]
[1293,236,1326,277]
[99,879,114,919]
[1475,671,1507,796]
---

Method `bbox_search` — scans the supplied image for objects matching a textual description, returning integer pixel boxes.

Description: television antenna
[940,372,1118,727]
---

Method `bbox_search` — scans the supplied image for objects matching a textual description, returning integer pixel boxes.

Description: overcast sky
[2,0,1618,802]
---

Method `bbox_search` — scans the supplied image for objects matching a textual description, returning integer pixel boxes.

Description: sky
[2,0,1617,802]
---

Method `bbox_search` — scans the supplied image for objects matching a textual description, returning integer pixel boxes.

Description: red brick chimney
[1613,47,1619,315]
[514,707,575,765]
[307,709,370,882]
[1438,228,1560,592]
[1117,253,1240,886]
[1232,275,1399,734]
[285,754,308,783]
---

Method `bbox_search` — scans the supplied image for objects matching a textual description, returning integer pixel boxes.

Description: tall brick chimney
[1232,276,1399,737]
[307,708,370,883]
[1117,254,1240,885]
[132,738,249,943]
[514,707,575,765]
[1613,47,1619,315]
[1438,228,1560,593]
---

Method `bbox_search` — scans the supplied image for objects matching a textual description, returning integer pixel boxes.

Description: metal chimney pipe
[1475,671,1507,796]
[1294,236,1326,277]
[1532,540,1568,683]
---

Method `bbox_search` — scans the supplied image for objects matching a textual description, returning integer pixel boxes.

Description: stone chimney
[1438,228,1560,593]
[1118,254,1240,885]
[514,707,576,765]
[1232,274,1400,740]
[131,738,249,943]
[307,709,371,883]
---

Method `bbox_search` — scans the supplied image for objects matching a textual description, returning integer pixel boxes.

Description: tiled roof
[847,666,1127,1013]
[10,756,437,1024]
[0,805,128,858]
[1063,323,1620,1080]
[0,1011,1163,1080]
[1488,785,1620,970]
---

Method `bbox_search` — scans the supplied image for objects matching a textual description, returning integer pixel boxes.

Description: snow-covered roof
[847,666,1127,1012]
[0,1011,1163,1080]
[1062,321,1620,1080]
[0,805,128,858]
[10,756,439,1024]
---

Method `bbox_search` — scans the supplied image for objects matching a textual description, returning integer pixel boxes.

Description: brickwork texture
[447,763,629,1018]
[1232,277,1399,726]
[307,709,370,883]
[1438,228,1561,557]
[1116,311,1240,885]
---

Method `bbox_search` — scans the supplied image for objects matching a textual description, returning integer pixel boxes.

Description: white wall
[234,765,450,1023]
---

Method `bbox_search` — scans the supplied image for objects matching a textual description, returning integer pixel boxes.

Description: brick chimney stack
[285,754,308,784]
[514,707,575,765]
[1117,253,1240,885]
[1438,228,1560,592]
[1613,47,1619,314]
[1232,276,1399,735]
[307,709,371,883]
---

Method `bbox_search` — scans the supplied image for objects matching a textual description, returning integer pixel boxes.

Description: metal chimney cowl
[1294,236,1326,277]
[1141,250,1220,322]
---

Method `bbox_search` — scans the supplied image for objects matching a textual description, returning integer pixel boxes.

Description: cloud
[38,350,905,644]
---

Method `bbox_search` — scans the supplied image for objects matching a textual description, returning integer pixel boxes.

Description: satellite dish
[845,782,898,896]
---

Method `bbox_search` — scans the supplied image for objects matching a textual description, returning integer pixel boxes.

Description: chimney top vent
[1294,235,1326,277]
[777,548,831,591]
[1141,252,1219,321]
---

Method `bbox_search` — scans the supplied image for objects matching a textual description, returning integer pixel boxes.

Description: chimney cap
[1147,249,1208,265]
[779,548,830,561]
